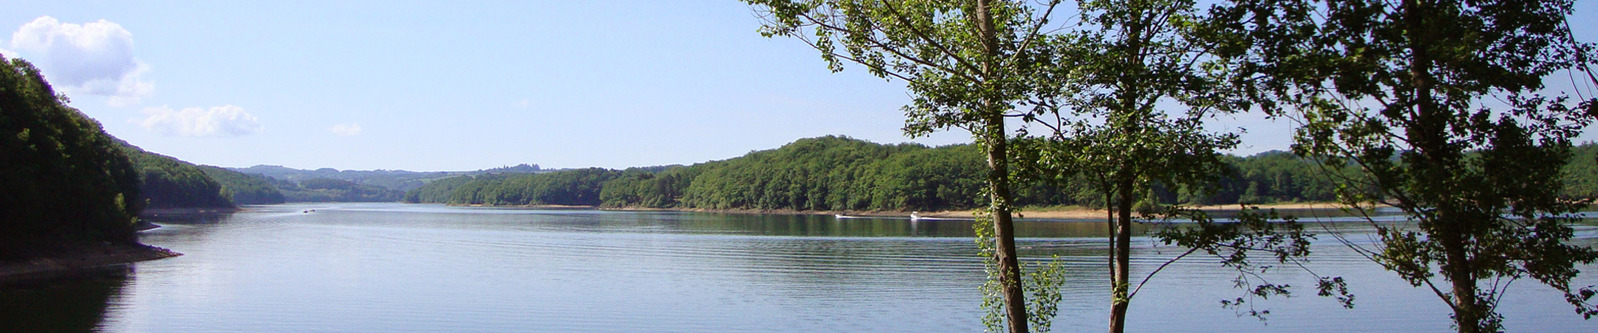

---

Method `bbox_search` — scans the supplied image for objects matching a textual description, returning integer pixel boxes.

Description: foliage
[1010,0,1248,329]
[1213,0,1598,331]
[0,55,143,260]
[445,168,621,206]
[1208,151,1342,204]
[1562,143,1598,199]
[404,174,483,203]
[235,163,541,192]
[406,136,1005,212]
[274,178,404,202]
[679,136,935,210]
[744,0,1073,330]
[118,142,235,209]
[973,209,1066,333]
[402,136,1580,213]
[197,166,286,205]
[598,166,700,208]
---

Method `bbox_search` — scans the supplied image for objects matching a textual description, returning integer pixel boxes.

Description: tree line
[410,135,1598,211]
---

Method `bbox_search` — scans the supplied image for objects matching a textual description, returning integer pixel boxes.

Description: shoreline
[467,201,1358,220]
[140,207,242,215]
[0,243,180,285]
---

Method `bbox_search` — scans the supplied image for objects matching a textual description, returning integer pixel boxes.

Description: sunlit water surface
[6,203,1598,332]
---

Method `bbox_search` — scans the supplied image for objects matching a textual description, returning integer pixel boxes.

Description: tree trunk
[985,125,1028,333]
[973,1,1028,332]
[1402,0,1479,332]
[1441,227,1479,333]
[1108,178,1134,333]
[980,118,1027,333]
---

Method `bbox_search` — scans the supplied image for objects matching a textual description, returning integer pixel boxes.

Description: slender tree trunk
[985,122,1028,333]
[1402,0,1478,332]
[1107,7,1149,330]
[974,1,1028,332]
[1109,177,1134,333]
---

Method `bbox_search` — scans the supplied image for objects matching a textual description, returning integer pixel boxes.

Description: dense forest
[118,141,234,209]
[429,168,620,206]
[406,136,1598,212]
[197,166,285,205]
[0,56,144,260]
[1565,144,1598,199]
[270,178,404,202]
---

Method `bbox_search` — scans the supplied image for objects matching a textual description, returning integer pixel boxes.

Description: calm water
[5,203,1598,332]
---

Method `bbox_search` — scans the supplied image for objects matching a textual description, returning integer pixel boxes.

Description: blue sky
[3,1,1595,171]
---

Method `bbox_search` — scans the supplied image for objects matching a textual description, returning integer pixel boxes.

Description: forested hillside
[407,136,1598,212]
[118,142,234,209]
[197,166,285,205]
[442,168,620,206]
[1,56,145,259]
[270,178,405,202]
[1565,143,1598,199]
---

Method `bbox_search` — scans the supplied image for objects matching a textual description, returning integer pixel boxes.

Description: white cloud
[7,16,153,105]
[140,105,263,137]
[329,123,363,136]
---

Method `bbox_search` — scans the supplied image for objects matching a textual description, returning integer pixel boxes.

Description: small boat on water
[910,211,922,221]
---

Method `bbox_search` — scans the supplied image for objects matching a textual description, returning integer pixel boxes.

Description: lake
[4,203,1597,332]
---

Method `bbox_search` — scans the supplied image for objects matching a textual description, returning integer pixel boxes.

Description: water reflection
[141,209,237,225]
[0,266,130,333]
[8,203,1593,332]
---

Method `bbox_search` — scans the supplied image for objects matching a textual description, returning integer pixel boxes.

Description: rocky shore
[0,243,180,285]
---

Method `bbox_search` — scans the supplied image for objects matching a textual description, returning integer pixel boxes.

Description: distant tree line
[270,178,404,202]
[409,136,1589,212]
[233,163,542,192]
[198,166,285,205]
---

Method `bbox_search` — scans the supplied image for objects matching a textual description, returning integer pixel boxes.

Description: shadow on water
[0,266,131,333]
[141,210,236,225]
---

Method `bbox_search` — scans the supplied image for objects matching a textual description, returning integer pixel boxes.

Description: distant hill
[231,163,542,192]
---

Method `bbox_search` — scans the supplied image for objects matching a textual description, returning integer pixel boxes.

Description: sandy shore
[0,243,180,284]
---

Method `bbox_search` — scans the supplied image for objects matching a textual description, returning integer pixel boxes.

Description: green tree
[1013,0,1248,330]
[198,166,286,205]
[743,3,1070,329]
[0,55,143,260]
[119,142,235,209]
[1215,0,1598,331]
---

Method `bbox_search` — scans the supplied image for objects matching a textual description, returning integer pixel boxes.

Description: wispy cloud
[7,16,153,105]
[140,105,263,137]
[329,123,362,136]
